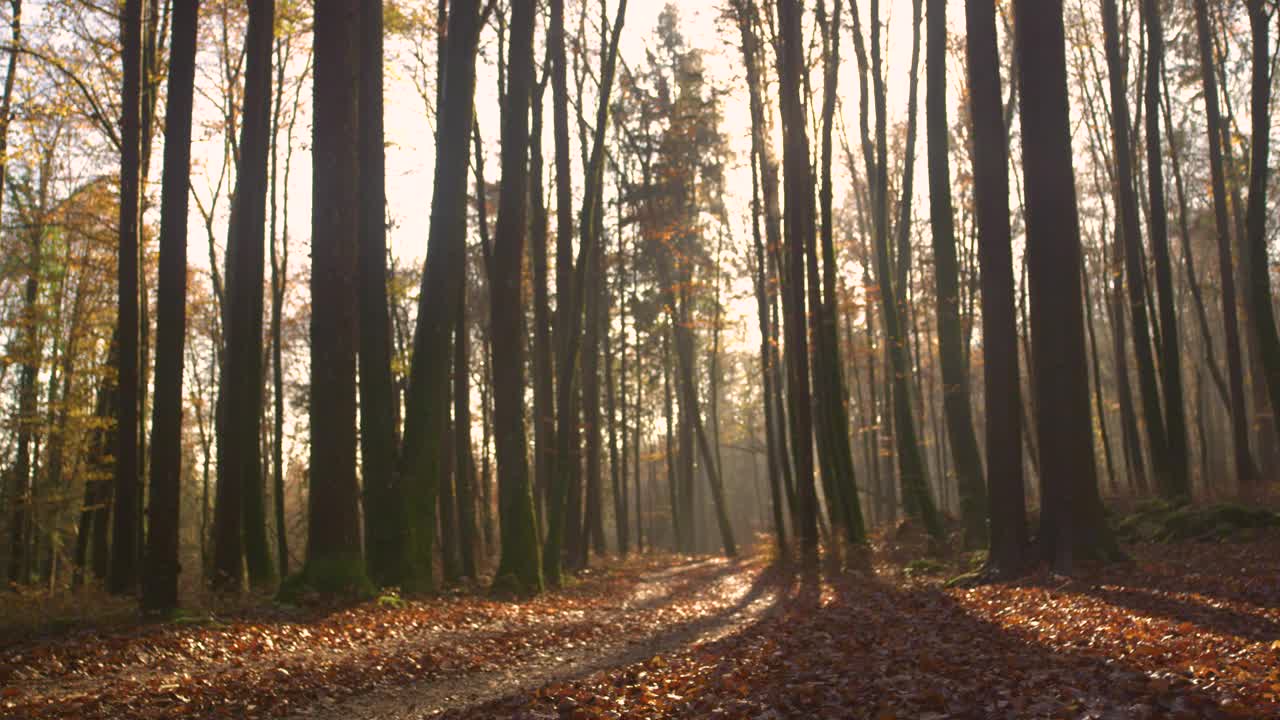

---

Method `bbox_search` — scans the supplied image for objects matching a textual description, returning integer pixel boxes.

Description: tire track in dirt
[288,559,777,720]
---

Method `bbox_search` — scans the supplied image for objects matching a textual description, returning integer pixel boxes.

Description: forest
[1,0,1279,717]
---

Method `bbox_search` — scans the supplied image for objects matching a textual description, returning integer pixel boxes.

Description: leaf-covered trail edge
[445,536,1280,720]
[0,555,770,719]
[2,536,1279,719]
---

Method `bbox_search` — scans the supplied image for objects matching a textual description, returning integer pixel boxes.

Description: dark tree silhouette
[142,0,198,612]
[1141,0,1190,499]
[775,0,819,562]
[966,0,1026,577]
[398,0,487,592]
[544,0,629,585]
[359,0,400,587]
[109,0,142,597]
[304,0,368,593]
[490,0,542,594]
[1100,0,1170,497]
[1244,0,1280,454]
[1014,0,1118,571]
[927,0,986,547]
[214,0,275,592]
[1191,0,1257,491]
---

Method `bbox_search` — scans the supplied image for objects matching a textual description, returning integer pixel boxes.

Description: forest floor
[1,532,1278,719]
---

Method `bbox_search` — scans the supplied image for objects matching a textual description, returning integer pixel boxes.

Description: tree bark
[544,0,628,586]
[1161,53,1228,414]
[306,0,368,592]
[1015,0,1119,571]
[1140,0,1189,497]
[929,0,986,547]
[775,0,820,562]
[454,260,479,579]
[815,0,866,545]
[0,0,19,236]
[109,0,143,597]
[359,0,401,587]
[1243,0,1280,457]
[750,143,787,554]
[582,196,607,559]
[6,163,41,588]
[490,0,543,594]
[662,328,680,550]
[529,60,555,537]
[397,0,485,591]
[1193,0,1257,488]
[858,0,941,538]
[438,420,461,583]
[142,0,197,612]
[216,0,275,592]
[1101,0,1170,496]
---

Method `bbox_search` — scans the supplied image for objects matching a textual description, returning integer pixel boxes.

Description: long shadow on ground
[452,561,1278,719]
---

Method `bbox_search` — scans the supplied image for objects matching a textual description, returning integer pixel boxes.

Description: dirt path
[288,559,777,719]
[6,538,1279,718]
[440,537,1280,719]
[0,556,773,719]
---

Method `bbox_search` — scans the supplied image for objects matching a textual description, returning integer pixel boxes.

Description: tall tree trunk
[397,0,485,592]
[480,341,495,551]
[109,0,143,597]
[1209,11,1275,481]
[1109,220,1147,491]
[1016,0,1119,571]
[618,183,634,555]
[546,0,577,583]
[306,0,368,593]
[1141,0,1189,497]
[582,198,607,560]
[359,0,401,587]
[6,180,40,588]
[438,420,461,582]
[268,34,299,581]
[733,0,796,536]
[215,0,275,592]
[752,4,796,529]
[544,0,628,586]
[1083,250,1118,493]
[1244,0,1280,457]
[134,0,165,555]
[1077,46,1148,493]
[775,0,820,562]
[607,223,628,556]
[0,23,19,560]
[859,0,941,538]
[665,279,737,557]
[892,0,923,336]
[74,337,119,588]
[142,0,197,612]
[815,0,866,546]
[529,63,555,537]
[1101,0,1171,496]
[0,9,16,570]
[928,0,986,547]
[453,254,479,578]
[490,0,543,594]
[1193,0,1257,488]
[750,146,787,554]
[632,313,644,552]
[662,328,680,550]
[1161,56,1228,413]
[0,0,19,234]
